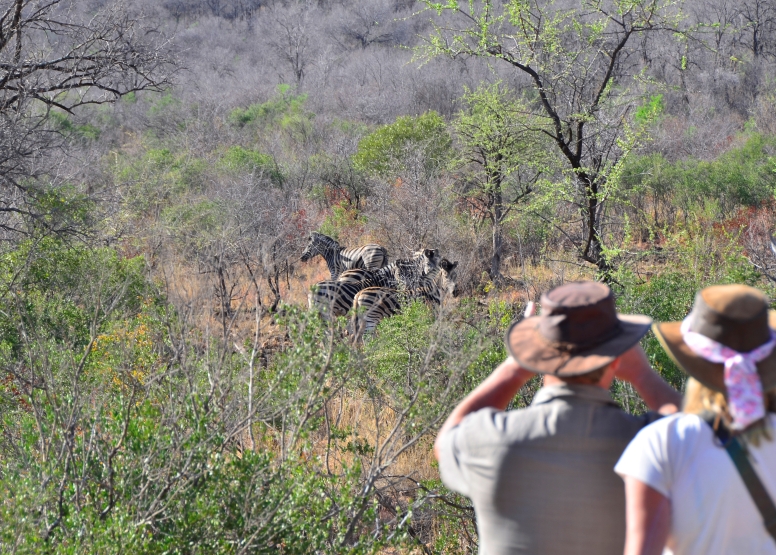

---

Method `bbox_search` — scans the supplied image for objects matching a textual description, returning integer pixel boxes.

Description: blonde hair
[683,377,776,447]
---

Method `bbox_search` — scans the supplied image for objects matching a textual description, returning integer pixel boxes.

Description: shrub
[352,111,452,176]
[621,133,776,219]
[227,84,312,137]
[217,145,283,185]
[49,111,101,140]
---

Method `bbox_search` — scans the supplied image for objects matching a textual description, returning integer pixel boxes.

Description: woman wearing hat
[616,284,776,555]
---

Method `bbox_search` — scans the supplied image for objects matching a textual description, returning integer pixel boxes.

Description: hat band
[680,317,775,430]
[546,321,623,353]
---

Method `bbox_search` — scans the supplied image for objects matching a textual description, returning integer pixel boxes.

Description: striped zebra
[337,248,439,289]
[307,279,364,319]
[349,259,459,341]
[308,249,440,318]
[300,232,388,279]
[335,268,374,285]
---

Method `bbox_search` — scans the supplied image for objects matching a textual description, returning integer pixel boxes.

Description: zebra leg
[309,281,338,320]
[350,289,374,342]
[351,287,400,341]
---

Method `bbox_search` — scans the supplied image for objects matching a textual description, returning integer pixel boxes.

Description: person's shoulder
[616,413,709,485]
[649,412,705,434]
[631,412,708,446]
[454,404,545,442]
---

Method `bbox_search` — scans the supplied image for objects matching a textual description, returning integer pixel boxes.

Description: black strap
[702,413,776,541]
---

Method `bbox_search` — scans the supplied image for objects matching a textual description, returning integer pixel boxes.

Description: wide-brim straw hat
[506,281,652,376]
[653,284,776,393]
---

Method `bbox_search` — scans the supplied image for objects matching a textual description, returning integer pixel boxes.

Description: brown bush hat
[506,281,652,376]
[653,284,776,393]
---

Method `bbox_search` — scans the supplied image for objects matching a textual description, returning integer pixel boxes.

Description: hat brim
[506,314,653,376]
[652,311,776,393]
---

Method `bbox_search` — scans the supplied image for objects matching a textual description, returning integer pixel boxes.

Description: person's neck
[543,375,608,389]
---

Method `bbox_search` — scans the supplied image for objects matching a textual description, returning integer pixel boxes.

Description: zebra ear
[440,259,458,272]
[423,248,434,259]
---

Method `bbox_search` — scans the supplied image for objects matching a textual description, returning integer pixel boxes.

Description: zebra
[335,268,374,285]
[349,259,459,341]
[337,248,439,289]
[307,279,365,319]
[309,249,441,318]
[300,232,388,279]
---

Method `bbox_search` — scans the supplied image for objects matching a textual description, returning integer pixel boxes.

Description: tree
[736,0,776,60]
[0,0,175,237]
[419,0,683,275]
[353,111,452,177]
[262,3,317,87]
[353,112,454,254]
[331,0,397,50]
[452,83,546,281]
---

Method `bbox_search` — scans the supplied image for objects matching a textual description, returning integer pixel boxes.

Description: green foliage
[148,92,181,116]
[49,111,101,140]
[634,94,665,124]
[621,133,776,217]
[451,82,548,234]
[614,224,762,391]
[228,84,312,135]
[115,147,209,212]
[0,238,150,357]
[453,83,547,182]
[24,182,96,233]
[217,145,283,184]
[319,201,367,239]
[364,301,437,389]
[353,112,452,176]
[1,258,429,553]
[418,0,686,272]
[161,200,227,246]
[310,152,372,210]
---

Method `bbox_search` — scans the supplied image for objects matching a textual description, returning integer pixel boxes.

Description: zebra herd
[300,232,459,340]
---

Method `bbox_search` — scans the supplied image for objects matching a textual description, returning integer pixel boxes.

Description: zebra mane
[311,232,340,252]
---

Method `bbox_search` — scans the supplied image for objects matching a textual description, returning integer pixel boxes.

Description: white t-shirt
[615,413,776,555]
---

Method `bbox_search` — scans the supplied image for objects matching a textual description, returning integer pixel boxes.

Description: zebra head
[412,248,440,274]
[438,258,460,298]
[300,232,339,262]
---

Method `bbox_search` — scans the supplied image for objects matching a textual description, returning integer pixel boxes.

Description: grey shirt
[438,384,656,555]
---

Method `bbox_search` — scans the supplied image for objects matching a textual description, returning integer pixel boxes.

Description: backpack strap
[702,412,776,541]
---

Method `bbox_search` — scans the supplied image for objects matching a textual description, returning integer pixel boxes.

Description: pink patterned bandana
[680,318,776,430]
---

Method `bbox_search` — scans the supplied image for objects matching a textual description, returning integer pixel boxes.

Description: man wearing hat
[617,284,776,555]
[435,281,681,555]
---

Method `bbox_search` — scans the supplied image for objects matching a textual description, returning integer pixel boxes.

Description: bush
[227,84,312,137]
[621,133,776,219]
[352,112,452,176]
[115,147,209,213]
[217,145,283,185]
[49,111,101,140]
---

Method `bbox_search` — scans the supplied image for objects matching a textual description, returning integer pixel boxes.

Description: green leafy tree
[353,111,452,177]
[419,0,684,275]
[452,83,548,280]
